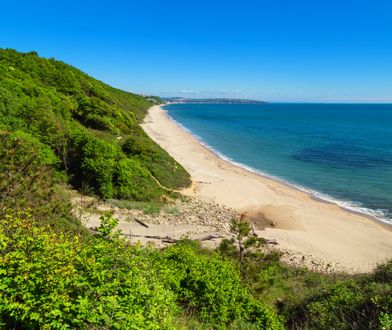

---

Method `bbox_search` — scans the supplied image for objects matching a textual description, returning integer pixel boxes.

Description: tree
[220,213,266,271]
[0,131,74,230]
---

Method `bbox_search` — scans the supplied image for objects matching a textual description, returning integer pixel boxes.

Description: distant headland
[162,97,268,104]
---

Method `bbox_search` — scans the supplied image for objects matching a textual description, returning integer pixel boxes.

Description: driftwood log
[144,235,178,243]
[133,234,224,244]
[135,219,149,228]
[199,234,223,241]
[265,239,278,245]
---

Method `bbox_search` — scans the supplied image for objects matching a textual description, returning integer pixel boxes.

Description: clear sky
[1,0,392,102]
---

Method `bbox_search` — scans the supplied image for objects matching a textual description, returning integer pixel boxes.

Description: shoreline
[141,105,392,273]
[164,107,391,227]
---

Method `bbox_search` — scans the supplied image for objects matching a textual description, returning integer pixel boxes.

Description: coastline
[141,105,392,273]
[164,107,391,225]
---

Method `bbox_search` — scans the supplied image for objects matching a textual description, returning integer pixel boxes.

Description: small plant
[220,214,265,267]
[106,199,162,216]
[97,212,119,237]
[106,199,134,210]
[142,203,161,216]
[164,206,180,215]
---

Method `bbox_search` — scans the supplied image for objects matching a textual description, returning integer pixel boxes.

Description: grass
[163,206,180,215]
[106,198,163,216]
[106,198,183,216]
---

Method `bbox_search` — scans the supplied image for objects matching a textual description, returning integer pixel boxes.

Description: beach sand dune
[141,105,392,273]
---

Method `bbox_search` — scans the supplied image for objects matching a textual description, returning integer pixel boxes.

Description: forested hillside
[0,49,190,201]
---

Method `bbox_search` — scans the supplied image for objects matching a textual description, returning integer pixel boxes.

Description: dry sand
[141,105,392,273]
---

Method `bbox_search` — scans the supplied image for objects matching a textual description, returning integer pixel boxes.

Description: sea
[163,103,392,223]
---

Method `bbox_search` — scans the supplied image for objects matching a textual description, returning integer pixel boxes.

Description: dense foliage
[2,208,391,329]
[158,241,283,328]
[0,49,190,200]
[0,131,80,233]
[217,218,392,329]
[0,212,283,329]
[0,211,178,329]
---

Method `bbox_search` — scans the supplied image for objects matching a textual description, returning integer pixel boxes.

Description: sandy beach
[141,105,392,273]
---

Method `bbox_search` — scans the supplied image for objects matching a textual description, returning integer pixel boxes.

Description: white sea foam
[164,109,392,225]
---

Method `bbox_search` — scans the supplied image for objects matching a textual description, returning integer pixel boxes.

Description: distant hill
[0,49,191,200]
[162,97,267,104]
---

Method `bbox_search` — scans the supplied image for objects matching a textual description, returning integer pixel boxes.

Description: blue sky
[1,0,392,102]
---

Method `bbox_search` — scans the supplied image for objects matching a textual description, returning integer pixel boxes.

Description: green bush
[158,241,283,329]
[121,131,191,189]
[0,211,178,329]
[306,281,363,329]
[374,294,392,330]
[116,158,164,200]
[81,137,120,198]
[374,260,392,283]
[0,131,76,231]
[285,276,391,330]
[373,261,392,329]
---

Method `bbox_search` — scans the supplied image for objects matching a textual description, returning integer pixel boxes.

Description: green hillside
[0,49,190,200]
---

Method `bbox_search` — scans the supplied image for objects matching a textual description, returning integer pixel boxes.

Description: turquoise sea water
[164,103,392,222]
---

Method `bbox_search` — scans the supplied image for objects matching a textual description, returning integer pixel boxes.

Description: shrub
[81,137,120,198]
[115,158,163,200]
[306,281,363,329]
[97,212,119,237]
[158,241,283,329]
[374,260,392,283]
[0,131,76,231]
[121,132,191,189]
[0,211,178,329]
[286,278,387,330]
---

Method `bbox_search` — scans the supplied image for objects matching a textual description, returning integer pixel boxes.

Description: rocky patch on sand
[71,192,347,273]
